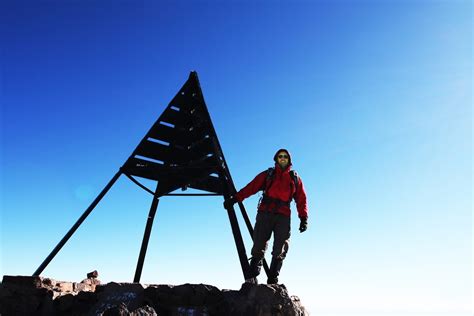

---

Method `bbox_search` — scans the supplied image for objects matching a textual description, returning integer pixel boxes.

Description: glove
[299,218,308,233]
[223,196,237,209]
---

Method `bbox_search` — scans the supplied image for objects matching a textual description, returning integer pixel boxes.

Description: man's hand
[223,197,237,209]
[299,218,308,233]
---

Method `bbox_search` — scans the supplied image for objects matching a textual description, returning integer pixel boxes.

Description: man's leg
[268,214,291,284]
[268,257,284,284]
[249,212,273,279]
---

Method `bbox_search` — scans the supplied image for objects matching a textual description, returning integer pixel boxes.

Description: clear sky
[1,1,472,315]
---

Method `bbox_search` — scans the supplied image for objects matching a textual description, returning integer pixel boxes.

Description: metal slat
[123,154,220,181]
[147,122,209,147]
[159,105,206,127]
[168,85,195,108]
[122,158,165,181]
[134,139,216,166]
[159,108,192,128]
[174,138,215,164]
[184,154,221,172]
[134,140,186,164]
[146,123,180,145]
[156,182,182,197]
[188,175,224,194]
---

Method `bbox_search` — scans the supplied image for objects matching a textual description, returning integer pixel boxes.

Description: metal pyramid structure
[33,72,269,283]
[121,71,226,196]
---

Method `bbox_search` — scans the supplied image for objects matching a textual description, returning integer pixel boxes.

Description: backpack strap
[258,167,275,209]
[262,167,275,194]
[289,170,299,199]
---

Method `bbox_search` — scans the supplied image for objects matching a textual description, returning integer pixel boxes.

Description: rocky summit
[0,275,309,316]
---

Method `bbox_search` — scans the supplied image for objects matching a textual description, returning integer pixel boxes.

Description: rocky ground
[0,274,309,316]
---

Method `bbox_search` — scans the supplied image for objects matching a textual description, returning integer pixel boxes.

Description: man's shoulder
[289,170,301,186]
[289,169,298,177]
[257,167,274,176]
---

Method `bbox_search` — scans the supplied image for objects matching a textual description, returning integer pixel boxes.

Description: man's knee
[252,233,270,258]
[272,239,290,260]
[251,244,267,259]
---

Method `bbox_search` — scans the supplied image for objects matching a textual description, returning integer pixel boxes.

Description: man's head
[273,149,292,169]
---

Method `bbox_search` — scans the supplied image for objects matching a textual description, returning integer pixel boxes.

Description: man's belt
[261,194,291,208]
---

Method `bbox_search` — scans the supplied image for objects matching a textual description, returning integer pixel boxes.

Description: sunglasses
[278,154,289,159]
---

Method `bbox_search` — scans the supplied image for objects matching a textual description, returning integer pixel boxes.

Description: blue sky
[1,1,472,315]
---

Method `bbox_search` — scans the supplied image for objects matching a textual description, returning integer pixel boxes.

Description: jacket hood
[273,148,292,166]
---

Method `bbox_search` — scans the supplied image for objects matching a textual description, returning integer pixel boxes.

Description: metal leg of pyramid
[33,171,122,276]
[236,202,270,276]
[133,185,160,283]
[224,202,252,280]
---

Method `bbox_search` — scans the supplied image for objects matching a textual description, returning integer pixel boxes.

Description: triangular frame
[33,72,269,282]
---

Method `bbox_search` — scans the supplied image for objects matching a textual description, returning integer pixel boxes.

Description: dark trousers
[251,212,291,261]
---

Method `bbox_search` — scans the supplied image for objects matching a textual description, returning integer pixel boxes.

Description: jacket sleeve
[295,177,308,220]
[234,171,267,202]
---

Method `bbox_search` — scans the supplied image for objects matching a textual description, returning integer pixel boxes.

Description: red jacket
[235,163,308,219]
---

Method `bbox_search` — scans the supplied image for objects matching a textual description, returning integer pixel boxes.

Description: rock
[54,290,99,316]
[217,283,309,316]
[0,275,54,316]
[73,282,90,292]
[130,305,158,316]
[144,283,223,315]
[102,302,129,316]
[55,293,75,312]
[80,275,101,291]
[101,304,158,316]
[1,275,43,289]
[90,282,145,315]
[56,281,74,293]
[0,275,309,316]
[87,270,99,279]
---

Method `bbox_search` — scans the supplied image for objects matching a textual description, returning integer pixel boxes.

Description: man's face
[277,151,289,169]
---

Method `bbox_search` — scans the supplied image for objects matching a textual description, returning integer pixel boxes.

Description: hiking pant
[251,212,291,261]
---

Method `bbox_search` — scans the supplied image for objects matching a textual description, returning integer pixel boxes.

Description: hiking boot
[267,257,283,285]
[245,277,258,284]
[267,276,278,284]
[248,257,263,278]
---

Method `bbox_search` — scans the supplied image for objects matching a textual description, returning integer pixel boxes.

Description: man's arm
[295,177,308,220]
[234,171,267,202]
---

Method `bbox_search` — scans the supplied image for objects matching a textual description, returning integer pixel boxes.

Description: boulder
[87,270,99,279]
[0,275,309,315]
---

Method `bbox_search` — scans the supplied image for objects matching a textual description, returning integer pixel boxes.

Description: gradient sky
[1,1,472,315]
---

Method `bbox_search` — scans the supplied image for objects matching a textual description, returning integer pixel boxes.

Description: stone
[102,302,129,316]
[55,293,75,312]
[74,282,93,292]
[56,281,74,293]
[81,278,92,285]
[130,305,158,316]
[87,270,99,279]
[90,282,145,315]
[1,275,43,288]
[0,276,54,316]
[80,277,100,291]
[0,275,309,316]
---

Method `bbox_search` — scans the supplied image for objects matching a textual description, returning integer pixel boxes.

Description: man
[224,149,308,284]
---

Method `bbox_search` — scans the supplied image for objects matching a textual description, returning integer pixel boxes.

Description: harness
[258,167,299,211]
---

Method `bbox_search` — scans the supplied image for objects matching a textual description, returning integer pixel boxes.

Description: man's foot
[248,257,263,278]
[267,277,278,284]
[245,277,258,284]
[267,257,283,285]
